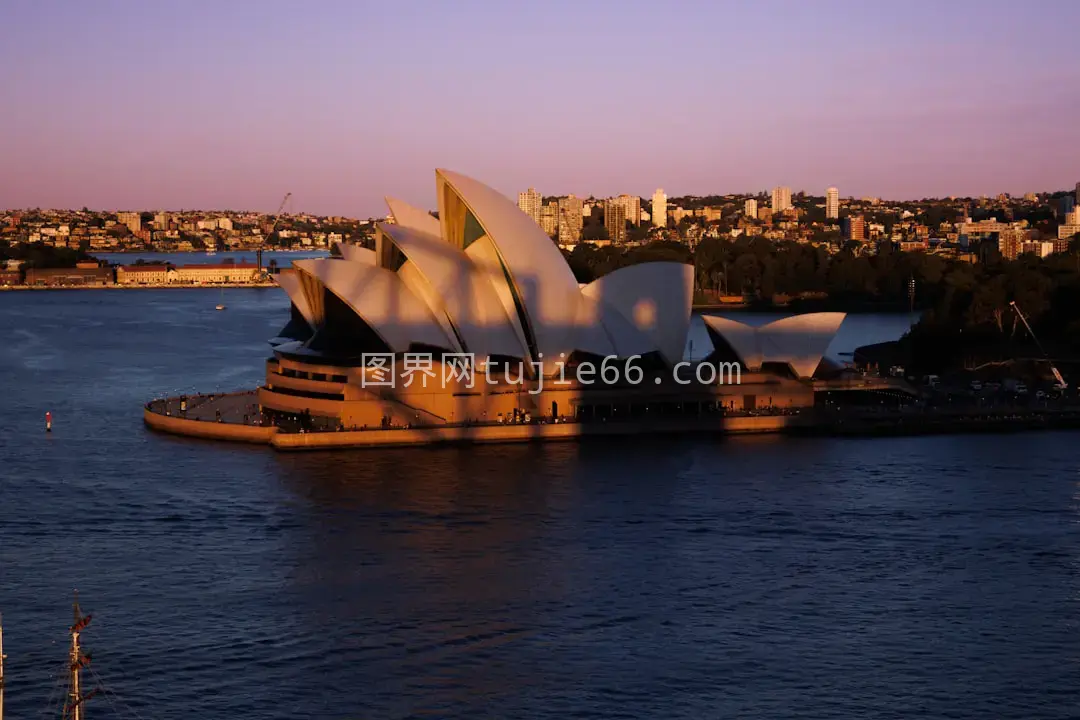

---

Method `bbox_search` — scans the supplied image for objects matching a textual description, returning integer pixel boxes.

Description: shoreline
[143,390,1080,451]
[1,282,279,290]
[92,249,322,253]
[143,395,807,451]
[0,286,918,310]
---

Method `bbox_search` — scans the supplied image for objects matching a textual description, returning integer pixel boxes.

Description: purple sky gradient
[2,0,1079,216]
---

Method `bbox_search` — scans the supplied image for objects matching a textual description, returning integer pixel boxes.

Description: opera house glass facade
[262,169,845,430]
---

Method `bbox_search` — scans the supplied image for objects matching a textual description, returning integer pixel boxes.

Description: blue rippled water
[2,289,1080,719]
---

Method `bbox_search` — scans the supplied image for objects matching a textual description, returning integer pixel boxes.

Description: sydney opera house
[251,169,849,433]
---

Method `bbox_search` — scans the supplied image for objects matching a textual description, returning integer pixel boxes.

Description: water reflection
[6,285,1080,718]
[271,440,714,714]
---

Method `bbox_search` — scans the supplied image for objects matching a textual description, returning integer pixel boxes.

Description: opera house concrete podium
[145,169,857,450]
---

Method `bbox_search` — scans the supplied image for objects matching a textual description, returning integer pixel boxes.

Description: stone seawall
[143,406,277,444]
[143,391,803,451]
[145,390,1080,451]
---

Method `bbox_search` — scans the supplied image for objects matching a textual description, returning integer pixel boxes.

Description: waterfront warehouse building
[261,169,847,429]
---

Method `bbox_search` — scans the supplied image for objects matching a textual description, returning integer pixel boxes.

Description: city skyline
[3,0,1079,216]
[4,183,1077,218]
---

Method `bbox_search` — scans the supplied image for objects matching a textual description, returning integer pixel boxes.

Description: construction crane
[1010,301,1067,389]
[266,192,292,244]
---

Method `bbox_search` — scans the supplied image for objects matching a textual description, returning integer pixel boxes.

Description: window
[463,209,485,249]
[499,256,538,361]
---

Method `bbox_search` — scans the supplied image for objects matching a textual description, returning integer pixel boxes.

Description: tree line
[0,240,93,269]
[565,235,1080,357]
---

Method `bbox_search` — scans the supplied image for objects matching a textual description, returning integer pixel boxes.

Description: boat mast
[64,592,94,720]
[1,612,6,720]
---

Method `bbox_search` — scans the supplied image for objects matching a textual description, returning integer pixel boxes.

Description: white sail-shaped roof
[396,260,465,354]
[461,235,534,362]
[573,293,654,360]
[273,170,699,372]
[378,222,526,360]
[338,243,376,265]
[436,169,603,363]
[702,312,846,378]
[581,262,694,366]
[758,313,846,378]
[701,315,763,370]
[273,269,316,329]
[385,197,441,236]
[293,258,453,353]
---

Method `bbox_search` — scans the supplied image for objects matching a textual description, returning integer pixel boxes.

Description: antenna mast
[1,612,6,720]
[64,592,95,720]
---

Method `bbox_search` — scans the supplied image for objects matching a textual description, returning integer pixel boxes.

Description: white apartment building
[651,188,667,228]
[771,186,792,213]
[557,195,584,243]
[517,188,543,224]
[609,194,641,226]
[116,211,141,234]
[826,187,839,219]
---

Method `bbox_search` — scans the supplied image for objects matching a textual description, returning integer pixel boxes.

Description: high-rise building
[1060,195,1076,217]
[154,212,171,229]
[557,195,584,243]
[517,188,543,224]
[744,199,758,218]
[826,187,839,220]
[609,194,641,226]
[117,211,141,234]
[604,200,628,243]
[771,186,792,213]
[540,202,559,236]
[1021,241,1055,258]
[651,188,667,228]
[1057,223,1080,240]
[998,229,1024,260]
[842,215,866,241]
[1075,181,1080,205]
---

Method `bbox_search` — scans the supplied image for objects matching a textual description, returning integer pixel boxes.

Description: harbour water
[1,289,1079,718]
[93,249,330,268]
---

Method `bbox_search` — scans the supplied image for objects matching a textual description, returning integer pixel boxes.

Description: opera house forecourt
[144,169,872,450]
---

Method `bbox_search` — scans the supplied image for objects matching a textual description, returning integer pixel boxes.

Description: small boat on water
[216,287,226,311]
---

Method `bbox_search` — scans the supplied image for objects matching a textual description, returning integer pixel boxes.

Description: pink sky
[2,0,1079,216]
